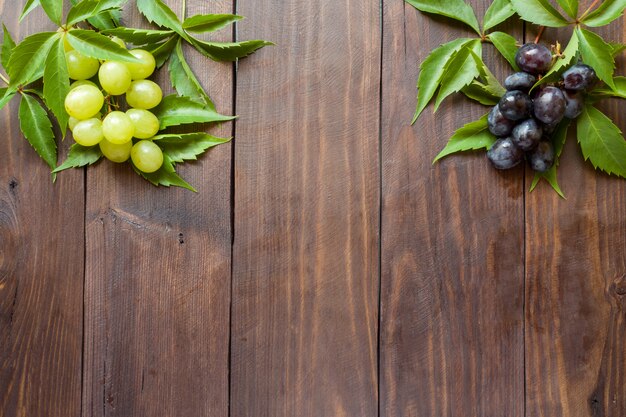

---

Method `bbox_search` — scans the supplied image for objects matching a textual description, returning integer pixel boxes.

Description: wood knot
[609,275,626,307]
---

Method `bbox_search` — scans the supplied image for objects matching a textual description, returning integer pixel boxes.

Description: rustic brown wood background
[1,0,625,416]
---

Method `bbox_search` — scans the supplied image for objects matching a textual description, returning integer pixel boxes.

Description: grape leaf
[469,49,506,96]
[1,24,16,69]
[509,0,570,27]
[154,133,231,163]
[66,0,125,26]
[182,14,243,33]
[405,0,480,35]
[483,0,515,31]
[412,38,471,124]
[556,0,578,19]
[7,31,57,88]
[20,0,41,21]
[152,95,235,128]
[434,40,482,110]
[530,120,569,198]
[101,28,175,45]
[168,39,214,109]
[136,0,189,41]
[582,0,626,27]
[0,88,16,111]
[18,93,57,169]
[145,36,178,68]
[190,39,274,62]
[487,31,519,71]
[43,38,70,136]
[134,155,196,192]
[610,42,626,57]
[53,144,102,173]
[433,114,495,162]
[40,0,63,26]
[592,76,626,97]
[67,30,142,63]
[576,28,615,90]
[577,104,626,178]
[461,81,500,105]
[68,0,121,30]
[534,30,579,89]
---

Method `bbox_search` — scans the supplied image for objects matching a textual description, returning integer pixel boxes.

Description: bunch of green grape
[64,36,164,173]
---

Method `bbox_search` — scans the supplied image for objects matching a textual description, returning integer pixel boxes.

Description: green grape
[65,85,104,120]
[125,80,163,109]
[126,109,160,139]
[69,112,100,131]
[99,61,132,95]
[102,111,135,144]
[111,36,126,49]
[126,49,156,80]
[69,80,98,90]
[73,118,104,146]
[131,140,164,173]
[66,50,100,80]
[100,138,132,163]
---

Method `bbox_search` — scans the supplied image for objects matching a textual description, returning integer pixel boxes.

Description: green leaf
[461,81,500,105]
[509,0,570,27]
[53,144,102,173]
[593,76,626,98]
[434,40,482,110]
[469,49,506,96]
[154,133,231,162]
[576,27,615,90]
[412,38,471,124]
[7,31,57,88]
[0,88,16,111]
[610,42,626,57]
[577,104,626,178]
[20,0,41,21]
[67,30,142,63]
[168,39,214,109]
[86,9,121,30]
[487,31,519,71]
[1,24,16,69]
[40,0,63,25]
[135,155,196,191]
[556,0,578,18]
[433,114,495,162]
[101,27,175,45]
[152,95,234,129]
[534,30,579,89]
[136,0,188,40]
[43,38,70,135]
[18,94,57,169]
[530,121,569,197]
[66,0,125,26]
[405,0,480,35]
[483,0,515,31]
[145,35,178,68]
[582,0,626,27]
[190,38,273,62]
[182,14,243,33]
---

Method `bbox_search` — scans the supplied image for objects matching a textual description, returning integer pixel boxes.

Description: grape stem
[534,26,545,44]
[580,0,600,20]
[182,0,186,19]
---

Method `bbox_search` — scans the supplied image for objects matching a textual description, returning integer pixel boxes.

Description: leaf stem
[580,0,600,20]
[534,26,546,44]
[0,73,9,85]
[182,0,186,19]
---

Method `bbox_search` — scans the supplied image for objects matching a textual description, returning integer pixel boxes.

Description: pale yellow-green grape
[100,139,132,163]
[102,111,135,144]
[126,109,160,139]
[126,49,156,80]
[131,140,164,173]
[125,80,163,109]
[65,85,104,120]
[66,50,100,80]
[99,61,132,95]
[68,111,100,132]
[69,80,98,90]
[72,118,104,146]
[111,36,126,49]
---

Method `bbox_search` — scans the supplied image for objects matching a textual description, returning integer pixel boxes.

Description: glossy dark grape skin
[488,105,516,137]
[515,43,553,75]
[541,121,559,135]
[563,89,584,119]
[487,137,524,170]
[533,86,566,124]
[504,72,537,91]
[512,118,542,151]
[528,141,555,172]
[562,64,597,90]
[498,90,532,121]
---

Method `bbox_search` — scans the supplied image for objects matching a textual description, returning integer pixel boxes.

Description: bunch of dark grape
[487,43,597,172]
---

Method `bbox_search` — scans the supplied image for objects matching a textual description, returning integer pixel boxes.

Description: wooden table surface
[1,0,625,416]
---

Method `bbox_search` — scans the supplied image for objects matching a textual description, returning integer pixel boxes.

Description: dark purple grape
[533,86,566,124]
[541,121,559,135]
[488,105,516,137]
[527,140,555,172]
[515,43,553,75]
[563,89,584,119]
[504,72,537,91]
[512,118,542,151]
[498,90,532,121]
[487,137,524,170]
[562,64,597,90]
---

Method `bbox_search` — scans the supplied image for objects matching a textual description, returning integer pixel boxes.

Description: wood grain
[82,1,233,416]
[0,4,84,417]
[379,1,525,416]
[230,0,381,415]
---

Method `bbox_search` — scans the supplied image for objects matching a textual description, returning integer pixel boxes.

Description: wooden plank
[525,22,626,417]
[82,1,233,416]
[0,4,84,417]
[379,2,525,416]
[231,0,380,415]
